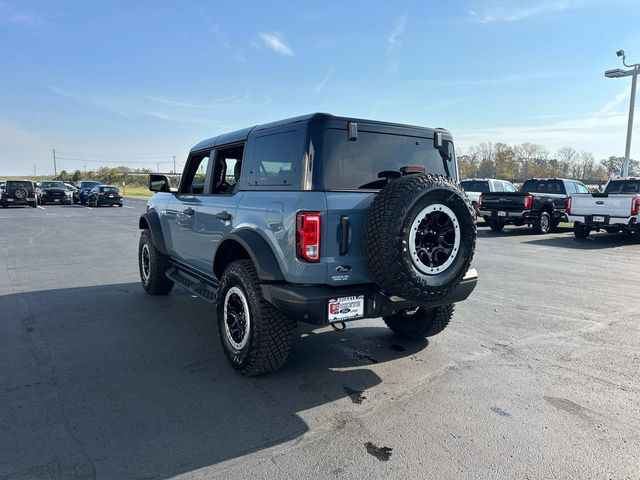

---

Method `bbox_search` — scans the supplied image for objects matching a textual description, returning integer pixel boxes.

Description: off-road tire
[384,304,454,339]
[216,260,295,376]
[488,221,505,232]
[532,211,551,234]
[363,174,476,304]
[573,223,590,239]
[138,229,174,294]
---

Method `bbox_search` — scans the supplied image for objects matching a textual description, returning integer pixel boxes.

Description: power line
[55,151,166,160]
[55,156,177,166]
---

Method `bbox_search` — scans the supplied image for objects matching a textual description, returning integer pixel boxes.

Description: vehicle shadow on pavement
[0,283,428,479]
[477,226,572,238]
[523,232,639,250]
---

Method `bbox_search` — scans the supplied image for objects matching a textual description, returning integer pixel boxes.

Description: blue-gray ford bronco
[139,113,478,375]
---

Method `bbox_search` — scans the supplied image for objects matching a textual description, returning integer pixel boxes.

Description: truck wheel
[573,223,590,239]
[364,174,476,304]
[138,229,174,294]
[533,211,551,234]
[383,304,454,339]
[217,260,295,376]
[488,221,504,232]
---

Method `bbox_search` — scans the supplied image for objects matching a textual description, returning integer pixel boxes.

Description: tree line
[458,142,639,183]
[54,167,173,188]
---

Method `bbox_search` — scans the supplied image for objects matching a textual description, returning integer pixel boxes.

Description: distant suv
[40,181,72,205]
[479,178,589,233]
[1,180,38,208]
[138,113,478,375]
[460,178,518,214]
[77,180,101,205]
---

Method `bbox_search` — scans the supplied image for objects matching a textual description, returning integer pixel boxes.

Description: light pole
[605,49,638,178]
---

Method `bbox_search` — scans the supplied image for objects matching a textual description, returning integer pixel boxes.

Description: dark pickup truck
[478,178,590,234]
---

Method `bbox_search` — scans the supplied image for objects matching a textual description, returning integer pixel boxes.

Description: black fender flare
[139,211,168,255]
[214,230,284,282]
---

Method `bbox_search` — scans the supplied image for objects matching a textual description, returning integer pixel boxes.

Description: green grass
[121,186,154,199]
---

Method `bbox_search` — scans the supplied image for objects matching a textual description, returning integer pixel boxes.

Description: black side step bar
[166,267,218,303]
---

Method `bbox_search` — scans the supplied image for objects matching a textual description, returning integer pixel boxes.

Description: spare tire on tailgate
[363,173,476,304]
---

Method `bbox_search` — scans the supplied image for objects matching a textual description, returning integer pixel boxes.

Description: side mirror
[149,174,171,193]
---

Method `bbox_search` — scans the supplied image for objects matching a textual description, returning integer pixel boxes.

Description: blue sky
[1,0,639,175]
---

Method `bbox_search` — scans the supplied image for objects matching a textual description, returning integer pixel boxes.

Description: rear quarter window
[249,130,302,187]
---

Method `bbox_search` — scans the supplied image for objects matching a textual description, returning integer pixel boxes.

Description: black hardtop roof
[525,178,574,182]
[190,112,449,153]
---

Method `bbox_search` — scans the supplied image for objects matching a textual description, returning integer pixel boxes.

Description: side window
[251,131,300,186]
[575,182,589,194]
[180,151,210,194]
[565,182,577,194]
[503,182,517,192]
[211,144,245,194]
[491,180,504,192]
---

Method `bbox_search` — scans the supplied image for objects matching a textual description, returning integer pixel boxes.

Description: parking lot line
[37,206,45,210]
[123,206,135,209]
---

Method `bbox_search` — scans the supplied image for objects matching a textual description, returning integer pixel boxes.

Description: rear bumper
[568,214,636,227]
[480,210,567,223]
[96,198,123,205]
[261,268,478,325]
[1,197,36,205]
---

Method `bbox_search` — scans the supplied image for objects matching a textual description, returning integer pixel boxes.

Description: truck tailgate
[570,194,635,217]
[481,192,528,211]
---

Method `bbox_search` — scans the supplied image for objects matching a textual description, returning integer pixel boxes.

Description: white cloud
[469,0,588,23]
[313,73,332,93]
[0,1,41,27]
[257,33,293,56]
[387,15,407,51]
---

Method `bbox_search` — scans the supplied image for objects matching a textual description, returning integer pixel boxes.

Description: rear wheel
[488,220,505,232]
[573,223,590,239]
[138,229,174,294]
[217,260,295,376]
[533,211,551,234]
[383,304,454,339]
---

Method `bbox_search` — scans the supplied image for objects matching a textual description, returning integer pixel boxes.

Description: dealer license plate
[328,296,364,322]
[593,215,605,223]
[498,211,507,217]
[54,199,60,202]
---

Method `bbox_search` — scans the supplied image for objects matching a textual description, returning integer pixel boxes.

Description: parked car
[39,181,72,205]
[567,177,640,239]
[65,183,80,204]
[87,185,123,207]
[1,180,38,208]
[478,178,589,233]
[460,178,518,214]
[138,113,478,375]
[0,181,5,191]
[77,180,101,204]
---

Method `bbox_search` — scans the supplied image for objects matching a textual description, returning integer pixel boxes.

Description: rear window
[460,180,490,193]
[79,181,100,189]
[521,179,565,194]
[6,181,32,189]
[604,180,640,194]
[323,129,452,190]
[100,187,119,193]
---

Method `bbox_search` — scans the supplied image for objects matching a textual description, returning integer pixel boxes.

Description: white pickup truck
[566,178,640,239]
[460,178,518,214]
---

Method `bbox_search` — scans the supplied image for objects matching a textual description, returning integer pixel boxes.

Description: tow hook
[331,321,347,332]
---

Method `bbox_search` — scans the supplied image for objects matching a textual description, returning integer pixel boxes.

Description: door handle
[183,207,195,216]
[215,211,232,221]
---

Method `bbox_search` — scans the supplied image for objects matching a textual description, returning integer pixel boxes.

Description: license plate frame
[592,215,605,223]
[328,296,365,323]
[497,211,507,217]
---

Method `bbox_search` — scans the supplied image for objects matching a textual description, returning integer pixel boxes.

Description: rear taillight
[296,212,321,262]
[477,194,483,209]
[632,197,640,216]
[524,194,533,210]
[566,196,572,215]
[99,192,105,196]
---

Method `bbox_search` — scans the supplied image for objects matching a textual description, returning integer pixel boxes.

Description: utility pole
[33,164,37,176]
[173,156,176,174]
[52,149,57,177]
[157,162,160,173]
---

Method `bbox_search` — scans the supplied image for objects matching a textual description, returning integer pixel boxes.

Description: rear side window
[250,131,300,186]
[605,180,640,194]
[565,182,577,194]
[323,129,451,190]
[521,179,565,194]
[491,180,504,192]
[503,181,517,192]
[460,180,490,193]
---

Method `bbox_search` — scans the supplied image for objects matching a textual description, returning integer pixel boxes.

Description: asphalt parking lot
[1,200,639,480]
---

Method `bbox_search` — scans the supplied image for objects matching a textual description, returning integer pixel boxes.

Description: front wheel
[573,223,590,239]
[217,260,295,376]
[138,230,174,294]
[383,304,454,339]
